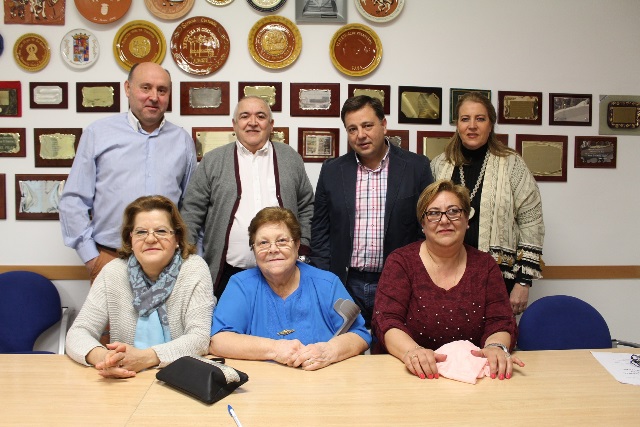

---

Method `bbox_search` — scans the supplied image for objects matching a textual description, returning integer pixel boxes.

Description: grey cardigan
[66,255,215,368]
[180,141,314,289]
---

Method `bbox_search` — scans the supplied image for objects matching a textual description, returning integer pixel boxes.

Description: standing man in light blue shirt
[59,62,197,282]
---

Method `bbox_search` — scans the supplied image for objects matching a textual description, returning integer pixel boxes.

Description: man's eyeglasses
[131,228,175,241]
[422,207,464,223]
[631,354,640,368]
[253,237,294,252]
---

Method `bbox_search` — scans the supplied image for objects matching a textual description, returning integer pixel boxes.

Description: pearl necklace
[459,150,490,219]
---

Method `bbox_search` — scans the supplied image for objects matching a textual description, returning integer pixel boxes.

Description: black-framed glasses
[422,207,463,223]
[253,237,294,252]
[631,354,640,368]
[131,228,175,241]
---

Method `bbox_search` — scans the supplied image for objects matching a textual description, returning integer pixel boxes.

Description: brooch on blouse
[277,329,295,336]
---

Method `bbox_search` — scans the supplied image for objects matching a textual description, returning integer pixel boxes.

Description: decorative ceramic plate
[113,20,166,71]
[330,24,382,77]
[14,33,50,72]
[247,0,286,13]
[0,33,4,57]
[61,29,99,69]
[75,0,132,24]
[355,0,404,23]
[248,16,302,70]
[145,0,195,20]
[170,16,230,76]
[206,0,234,5]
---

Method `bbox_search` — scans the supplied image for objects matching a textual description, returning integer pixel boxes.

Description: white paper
[591,351,640,385]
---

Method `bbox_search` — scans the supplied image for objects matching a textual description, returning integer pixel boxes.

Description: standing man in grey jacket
[180,96,314,298]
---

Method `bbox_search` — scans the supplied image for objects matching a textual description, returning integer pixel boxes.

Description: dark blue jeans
[345,269,381,329]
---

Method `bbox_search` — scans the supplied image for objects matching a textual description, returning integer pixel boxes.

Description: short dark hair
[416,179,471,224]
[118,195,195,259]
[340,95,385,125]
[247,207,301,248]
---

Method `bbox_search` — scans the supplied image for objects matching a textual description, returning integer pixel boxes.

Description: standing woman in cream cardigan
[431,92,544,315]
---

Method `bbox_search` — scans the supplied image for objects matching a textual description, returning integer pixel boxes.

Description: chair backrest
[517,295,612,350]
[0,271,62,353]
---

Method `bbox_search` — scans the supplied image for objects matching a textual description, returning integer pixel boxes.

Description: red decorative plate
[170,16,231,76]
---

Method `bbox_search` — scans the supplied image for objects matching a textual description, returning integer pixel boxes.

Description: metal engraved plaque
[299,89,332,111]
[189,87,222,109]
[82,86,114,108]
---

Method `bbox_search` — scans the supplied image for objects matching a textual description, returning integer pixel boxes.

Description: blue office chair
[517,295,639,350]
[0,271,71,354]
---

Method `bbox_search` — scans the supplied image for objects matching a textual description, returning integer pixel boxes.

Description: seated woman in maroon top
[372,180,524,380]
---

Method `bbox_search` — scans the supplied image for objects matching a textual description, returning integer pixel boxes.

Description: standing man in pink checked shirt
[310,96,434,327]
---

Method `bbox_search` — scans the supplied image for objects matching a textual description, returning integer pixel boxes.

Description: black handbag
[156,356,249,404]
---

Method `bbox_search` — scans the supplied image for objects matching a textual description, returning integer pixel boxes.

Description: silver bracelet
[484,343,511,358]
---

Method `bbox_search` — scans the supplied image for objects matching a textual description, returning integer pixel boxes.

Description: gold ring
[412,354,418,359]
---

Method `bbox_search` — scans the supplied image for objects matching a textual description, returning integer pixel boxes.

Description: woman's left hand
[292,342,335,371]
[471,346,525,380]
[510,285,529,315]
[96,342,160,377]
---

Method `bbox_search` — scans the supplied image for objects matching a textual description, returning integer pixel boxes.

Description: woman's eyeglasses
[253,237,294,252]
[131,228,175,241]
[422,207,463,223]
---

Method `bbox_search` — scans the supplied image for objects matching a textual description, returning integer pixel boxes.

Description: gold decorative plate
[170,16,231,76]
[14,33,50,72]
[145,0,195,20]
[248,16,302,70]
[330,24,382,77]
[75,0,132,24]
[354,0,405,23]
[113,20,166,71]
[206,0,234,5]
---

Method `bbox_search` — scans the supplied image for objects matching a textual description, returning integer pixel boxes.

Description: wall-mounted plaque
[297,127,339,162]
[398,86,442,125]
[60,28,100,69]
[192,127,235,160]
[0,81,22,117]
[290,83,340,117]
[4,0,65,25]
[516,134,567,182]
[248,16,302,70]
[549,93,592,126]
[14,33,51,71]
[574,136,616,169]
[76,82,120,113]
[0,174,5,220]
[247,0,287,13]
[181,82,230,116]
[15,174,67,220]
[145,0,195,19]
[385,129,409,151]
[34,128,82,167]
[271,127,289,145]
[0,128,26,157]
[498,91,542,125]
[171,16,230,76]
[598,95,640,136]
[113,20,166,71]
[30,82,68,109]
[330,23,382,77]
[417,131,453,160]
[348,84,391,115]
[75,0,132,24]
[449,88,491,124]
[238,82,282,112]
[295,0,347,23]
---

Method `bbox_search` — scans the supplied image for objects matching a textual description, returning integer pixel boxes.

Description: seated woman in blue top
[210,207,371,370]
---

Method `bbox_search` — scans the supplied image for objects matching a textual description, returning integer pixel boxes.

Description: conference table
[3,350,639,426]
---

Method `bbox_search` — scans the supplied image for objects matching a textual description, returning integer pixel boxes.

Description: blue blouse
[211,262,371,347]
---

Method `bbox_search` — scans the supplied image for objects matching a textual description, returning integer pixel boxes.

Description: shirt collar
[236,139,271,156]
[355,140,390,172]
[127,110,165,134]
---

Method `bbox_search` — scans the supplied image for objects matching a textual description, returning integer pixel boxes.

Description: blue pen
[228,404,243,427]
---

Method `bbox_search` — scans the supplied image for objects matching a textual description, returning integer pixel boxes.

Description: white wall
[1,0,638,350]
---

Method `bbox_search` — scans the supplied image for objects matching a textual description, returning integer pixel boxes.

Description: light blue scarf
[128,251,182,348]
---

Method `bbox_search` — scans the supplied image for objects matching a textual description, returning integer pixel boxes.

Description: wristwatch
[484,343,510,356]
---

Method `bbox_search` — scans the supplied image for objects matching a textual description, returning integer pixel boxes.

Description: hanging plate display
[247,0,287,13]
[61,28,99,69]
[14,33,50,72]
[75,0,132,24]
[113,20,166,71]
[170,16,231,76]
[330,23,382,77]
[354,0,404,23]
[248,15,302,70]
[206,0,234,5]
[145,0,195,20]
